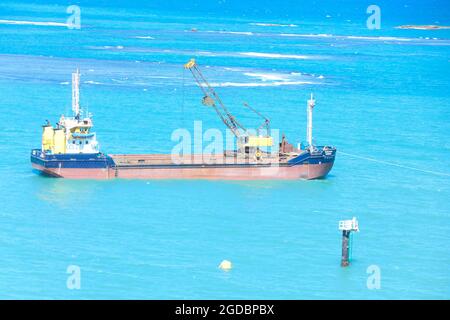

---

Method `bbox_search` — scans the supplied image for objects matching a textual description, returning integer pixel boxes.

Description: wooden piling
[338,217,359,267]
[341,230,350,267]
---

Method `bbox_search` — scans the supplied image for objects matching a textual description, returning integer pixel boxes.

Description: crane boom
[184,59,247,139]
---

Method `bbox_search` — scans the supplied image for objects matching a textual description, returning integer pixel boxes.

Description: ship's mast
[306,93,315,150]
[72,69,80,118]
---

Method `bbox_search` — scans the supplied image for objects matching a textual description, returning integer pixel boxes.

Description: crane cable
[181,67,185,126]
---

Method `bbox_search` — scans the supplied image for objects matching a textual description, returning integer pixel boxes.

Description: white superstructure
[41,69,99,155]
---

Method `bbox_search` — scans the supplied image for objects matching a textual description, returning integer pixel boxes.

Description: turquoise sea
[0,0,449,299]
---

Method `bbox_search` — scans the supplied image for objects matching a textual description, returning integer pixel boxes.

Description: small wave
[134,36,155,40]
[84,80,103,85]
[280,33,333,38]
[95,46,113,50]
[87,46,325,61]
[197,51,220,56]
[396,25,450,30]
[218,31,254,36]
[280,33,419,42]
[0,19,67,27]
[90,45,126,51]
[60,81,70,85]
[203,30,254,36]
[223,67,243,72]
[250,23,297,27]
[239,52,311,60]
[243,72,291,82]
[346,35,412,42]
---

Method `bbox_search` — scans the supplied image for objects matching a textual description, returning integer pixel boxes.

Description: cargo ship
[31,60,336,180]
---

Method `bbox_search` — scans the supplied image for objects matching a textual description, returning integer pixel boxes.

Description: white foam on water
[87,46,326,61]
[279,33,424,42]
[218,31,254,36]
[0,19,68,27]
[346,35,413,42]
[84,80,103,85]
[203,30,254,36]
[250,23,298,27]
[223,67,243,72]
[93,46,113,50]
[202,81,316,87]
[59,81,70,85]
[239,52,311,60]
[243,72,291,82]
[197,51,219,56]
[280,33,333,38]
[134,36,155,40]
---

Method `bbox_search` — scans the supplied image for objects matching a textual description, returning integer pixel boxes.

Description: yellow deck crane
[184,58,273,157]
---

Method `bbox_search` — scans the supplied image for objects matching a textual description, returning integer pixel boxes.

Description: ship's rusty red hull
[31,163,111,179]
[32,162,333,180]
[31,148,336,180]
[111,162,334,180]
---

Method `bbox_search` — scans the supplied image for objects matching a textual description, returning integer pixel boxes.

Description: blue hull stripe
[31,148,336,170]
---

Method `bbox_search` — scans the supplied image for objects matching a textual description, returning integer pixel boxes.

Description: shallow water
[0,0,449,299]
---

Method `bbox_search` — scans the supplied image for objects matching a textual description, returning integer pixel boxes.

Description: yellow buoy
[219,260,232,271]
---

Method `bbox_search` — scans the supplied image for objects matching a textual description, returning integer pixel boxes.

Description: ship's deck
[109,152,303,167]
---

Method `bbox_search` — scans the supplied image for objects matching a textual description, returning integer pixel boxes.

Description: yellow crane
[184,58,273,155]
